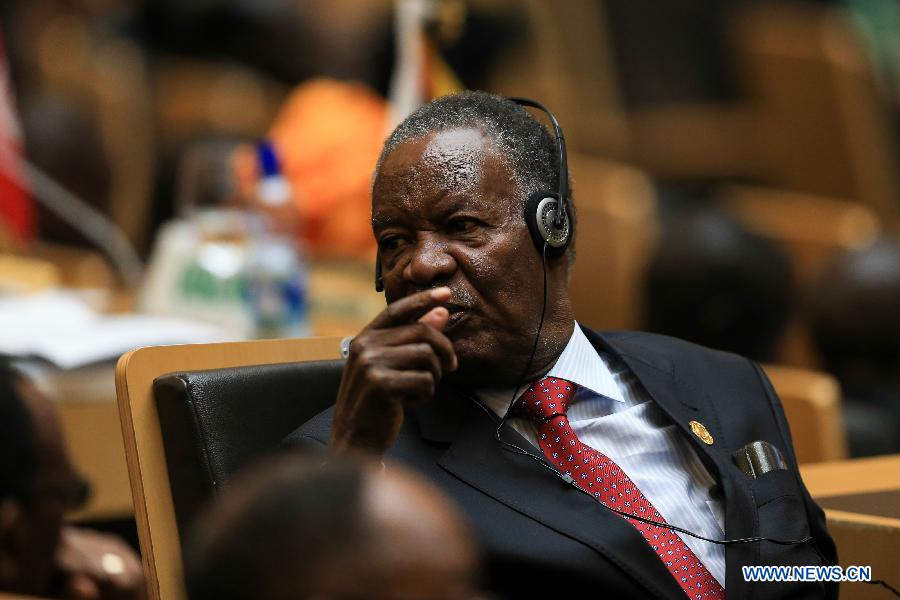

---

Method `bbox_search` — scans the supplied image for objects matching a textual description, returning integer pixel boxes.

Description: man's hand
[56,526,146,600]
[331,287,458,455]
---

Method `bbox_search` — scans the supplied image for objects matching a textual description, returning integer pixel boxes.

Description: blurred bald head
[642,210,793,361]
[186,455,480,600]
[810,239,900,388]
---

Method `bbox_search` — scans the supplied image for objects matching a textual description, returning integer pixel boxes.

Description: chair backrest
[567,153,659,331]
[483,0,629,157]
[719,185,881,286]
[762,363,848,464]
[799,454,900,600]
[731,2,900,229]
[819,510,900,600]
[115,337,342,600]
[154,359,344,547]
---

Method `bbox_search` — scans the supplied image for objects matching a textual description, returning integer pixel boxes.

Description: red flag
[0,28,34,244]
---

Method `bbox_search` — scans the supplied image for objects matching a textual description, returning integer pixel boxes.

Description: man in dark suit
[285,91,836,598]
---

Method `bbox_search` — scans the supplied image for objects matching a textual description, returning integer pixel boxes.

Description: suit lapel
[414,386,687,600]
[591,329,759,599]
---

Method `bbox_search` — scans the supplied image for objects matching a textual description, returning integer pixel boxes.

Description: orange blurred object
[237,78,387,260]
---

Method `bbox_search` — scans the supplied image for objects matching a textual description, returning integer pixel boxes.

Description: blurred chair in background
[601,0,737,110]
[567,153,659,331]
[731,2,900,231]
[186,455,481,600]
[718,185,881,368]
[761,364,847,464]
[619,0,900,209]
[641,209,793,363]
[808,240,900,458]
[718,186,881,286]
[483,0,630,158]
[0,357,145,599]
[524,0,900,237]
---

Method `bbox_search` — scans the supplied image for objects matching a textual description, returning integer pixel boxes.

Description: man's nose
[404,236,456,286]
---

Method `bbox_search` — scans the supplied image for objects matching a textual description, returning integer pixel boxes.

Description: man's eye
[448,218,479,233]
[379,236,407,251]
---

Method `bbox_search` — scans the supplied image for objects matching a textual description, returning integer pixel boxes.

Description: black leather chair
[153,359,344,543]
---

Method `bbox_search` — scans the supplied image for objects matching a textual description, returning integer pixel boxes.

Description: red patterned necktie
[512,376,725,599]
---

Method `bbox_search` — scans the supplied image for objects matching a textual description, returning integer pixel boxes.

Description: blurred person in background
[186,455,482,600]
[808,240,900,457]
[0,356,145,599]
[642,209,793,363]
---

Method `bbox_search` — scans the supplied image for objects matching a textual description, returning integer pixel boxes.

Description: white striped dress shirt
[478,323,727,586]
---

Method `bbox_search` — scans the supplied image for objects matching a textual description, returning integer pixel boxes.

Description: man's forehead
[377,126,504,179]
[372,132,516,233]
[421,127,491,162]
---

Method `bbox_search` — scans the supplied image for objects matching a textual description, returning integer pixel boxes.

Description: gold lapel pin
[689,420,714,445]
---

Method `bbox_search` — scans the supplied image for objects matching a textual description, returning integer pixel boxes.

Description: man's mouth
[441,303,469,332]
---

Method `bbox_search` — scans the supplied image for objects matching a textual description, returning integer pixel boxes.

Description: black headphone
[508,96,573,257]
[374,96,572,292]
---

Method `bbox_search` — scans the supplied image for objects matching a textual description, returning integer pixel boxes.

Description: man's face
[4,379,86,594]
[372,127,546,385]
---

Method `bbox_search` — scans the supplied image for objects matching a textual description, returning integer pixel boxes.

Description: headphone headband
[504,97,569,231]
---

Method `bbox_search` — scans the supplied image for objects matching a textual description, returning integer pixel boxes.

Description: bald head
[810,240,900,386]
[186,455,480,600]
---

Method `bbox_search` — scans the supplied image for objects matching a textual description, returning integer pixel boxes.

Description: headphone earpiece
[506,96,572,259]
[524,190,571,255]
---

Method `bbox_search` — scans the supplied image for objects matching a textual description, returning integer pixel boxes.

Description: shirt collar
[476,321,624,418]
[546,322,624,403]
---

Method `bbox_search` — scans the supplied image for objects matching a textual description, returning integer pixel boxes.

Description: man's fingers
[360,323,456,371]
[370,287,452,328]
[418,306,450,330]
[56,527,146,600]
[415,312,457,371]
[370,344,444,383]
[371,368,436,405]
[66,573,101,600]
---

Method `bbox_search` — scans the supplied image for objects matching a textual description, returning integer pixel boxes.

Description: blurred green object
[845,0,900,101]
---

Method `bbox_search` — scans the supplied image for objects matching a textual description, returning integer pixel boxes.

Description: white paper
[0,291,234,368]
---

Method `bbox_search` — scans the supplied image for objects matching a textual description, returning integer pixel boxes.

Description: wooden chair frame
[800,454,900,600]
[762,364,848,464]
[115,337,342,600]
